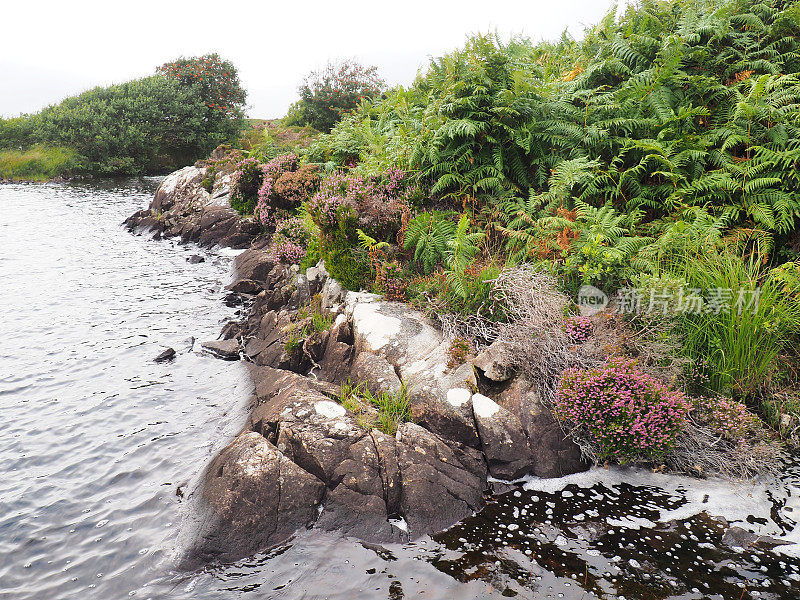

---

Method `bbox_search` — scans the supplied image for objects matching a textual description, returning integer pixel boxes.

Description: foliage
[267,217,312,264]
[674,251,800,398]
[0,59,245,175]
[336,381,411,435]
[564,315,593,344]
[229,157,264,215]
[158,53,246,118]
[0,145,80,181]
[295,60,385,133]
[555,358,691,463]
[447,336,473,369]
[403,211,457,274]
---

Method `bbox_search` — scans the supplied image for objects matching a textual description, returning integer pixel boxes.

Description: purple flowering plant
[564,315,593,344]
[555,358,691,462]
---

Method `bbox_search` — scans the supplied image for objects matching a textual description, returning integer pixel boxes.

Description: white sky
[0,0,628,119]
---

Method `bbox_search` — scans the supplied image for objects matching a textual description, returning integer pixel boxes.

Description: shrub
[296,59,385,133]
[229,157,264,215]
[564,315,593,344]
[254,153,299,225]
[554,358,691,463]
[274,164,320,207]
[266,217,311,264]
[447,337,473,369]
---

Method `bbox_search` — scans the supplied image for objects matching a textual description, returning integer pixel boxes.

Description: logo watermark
[577,286,761,315]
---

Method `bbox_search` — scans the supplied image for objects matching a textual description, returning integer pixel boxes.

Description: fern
[403,211,456,274]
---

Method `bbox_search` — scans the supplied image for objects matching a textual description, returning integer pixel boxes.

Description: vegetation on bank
[0,145,79,181]
[0,54,246,179]
[218,0,800,473]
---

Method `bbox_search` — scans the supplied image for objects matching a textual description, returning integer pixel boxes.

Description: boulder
[497,377,587,478]
[201,339,240,360]
[187,254,205,264]
[225,278,263,295]
[234,248,275,282]
[154,348,176,363]
[319,341,355,384]
[471,393,535,480]
[472,340,515,382]
[182,431,325,567]
[343,294,480,447]
[396,423,486,534]
[351,352,402,396]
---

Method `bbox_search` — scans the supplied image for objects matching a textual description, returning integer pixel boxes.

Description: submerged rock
[153,348,176,363]
[201,339,240,360]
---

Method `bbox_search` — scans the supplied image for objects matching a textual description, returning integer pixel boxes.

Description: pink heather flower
[554,357,690,462]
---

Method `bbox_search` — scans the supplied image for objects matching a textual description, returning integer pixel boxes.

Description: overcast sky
[0,0,628,119]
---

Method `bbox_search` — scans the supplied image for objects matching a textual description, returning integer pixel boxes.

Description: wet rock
[472,340,514,382]
[471,393,535,480]
[201,339,240,360]
[183,431,325,567]
[351,352,402,396]
[721,526,791,550]
[154,348,176,363]
[187,254,205,264]
[396,423,486,534]
[225,278,263,295]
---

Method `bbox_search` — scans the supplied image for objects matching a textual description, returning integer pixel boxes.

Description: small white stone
[472,394,500,418]
[447,388,472,407]
[314,400,346,419]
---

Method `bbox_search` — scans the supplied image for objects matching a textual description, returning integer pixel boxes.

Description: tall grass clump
[0,145,79,180]
[676,252,800,399]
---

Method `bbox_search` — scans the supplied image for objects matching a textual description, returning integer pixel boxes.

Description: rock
[225,278,263,295]
[351,352,402,396]
[497,377,587,478]
[201,339,240,360]
[472,340,514,382]
[182,431,325,567]
[721,526,791,550]
[154,348,176,363]
[396,423,486,534]
[343,295,480,447]
[471,393,535,480]
[319,341,354,384]
[187,254,205,264]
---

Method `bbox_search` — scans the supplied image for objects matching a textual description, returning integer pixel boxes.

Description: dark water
[2,181,800,600]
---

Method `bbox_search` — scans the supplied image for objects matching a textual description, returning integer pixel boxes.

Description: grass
[336,381,411,435]
[0,145,80,181]
[675,252,800,399]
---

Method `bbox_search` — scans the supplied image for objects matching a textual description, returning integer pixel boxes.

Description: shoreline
[125,165,589,568]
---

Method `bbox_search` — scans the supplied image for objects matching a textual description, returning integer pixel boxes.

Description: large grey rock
[396,423,486,534]
[471,393,535,480]
[234,248,275,282]
[351,352,401,396]
[182,431,325,567]
[343,294,480,447]
[201,339,240,360]
[497,377,587,478]
[472,339,514,382]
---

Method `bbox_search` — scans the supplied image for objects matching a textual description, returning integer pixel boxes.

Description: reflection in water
[1,180,799,599]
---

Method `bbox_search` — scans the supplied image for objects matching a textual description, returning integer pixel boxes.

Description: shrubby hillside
[225,0,800,470]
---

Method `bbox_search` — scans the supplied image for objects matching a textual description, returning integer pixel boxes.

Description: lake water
[2,180,800,599]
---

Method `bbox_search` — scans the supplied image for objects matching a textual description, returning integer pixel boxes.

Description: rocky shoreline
[124,166,587,568]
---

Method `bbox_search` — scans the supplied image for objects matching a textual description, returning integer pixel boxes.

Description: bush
[1,57,245,175]
[229,157,264,215]
[555,358,691,463]
[267,217,311,264]
[296,59,384,133]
